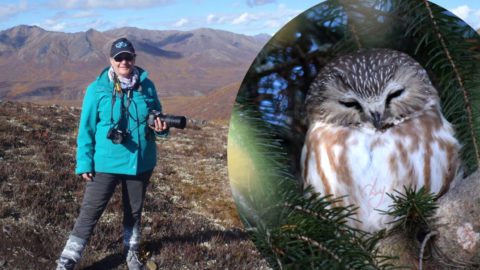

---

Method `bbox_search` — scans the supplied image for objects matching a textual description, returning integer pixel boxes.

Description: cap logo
[115,41,128,48]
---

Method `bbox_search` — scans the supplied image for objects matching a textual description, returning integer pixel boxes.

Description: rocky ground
[0,101,270,269]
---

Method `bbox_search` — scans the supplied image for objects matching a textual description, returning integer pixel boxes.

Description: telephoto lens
[147,110,187,129]
[159,114,187,129]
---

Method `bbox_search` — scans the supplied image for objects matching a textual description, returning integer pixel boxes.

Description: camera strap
[109,82,119,128]
[124,89,132,133]
[110,74,125,128]
[110,74,134,133]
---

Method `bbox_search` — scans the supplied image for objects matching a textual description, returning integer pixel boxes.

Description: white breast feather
[301,113,460,232]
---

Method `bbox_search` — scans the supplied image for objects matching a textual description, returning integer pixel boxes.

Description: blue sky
[1,0,479,35]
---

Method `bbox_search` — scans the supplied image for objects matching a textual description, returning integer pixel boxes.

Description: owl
[301,49,462,233]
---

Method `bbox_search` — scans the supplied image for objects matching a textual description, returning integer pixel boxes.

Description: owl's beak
[370,111,383,129]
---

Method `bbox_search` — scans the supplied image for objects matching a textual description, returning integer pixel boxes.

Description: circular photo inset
[228,0,480,268]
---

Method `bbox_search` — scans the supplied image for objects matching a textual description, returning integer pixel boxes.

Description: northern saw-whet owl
[301,49,462,232]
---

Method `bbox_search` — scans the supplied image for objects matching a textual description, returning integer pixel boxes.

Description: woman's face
[110,53,135,78]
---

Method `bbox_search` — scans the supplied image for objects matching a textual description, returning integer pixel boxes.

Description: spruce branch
[423,0,480,166]
[340,0,363,49]
[293,235,346,267]
[381,186,438,236]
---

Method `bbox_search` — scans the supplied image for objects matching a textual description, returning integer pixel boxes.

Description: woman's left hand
[150,117,168,132]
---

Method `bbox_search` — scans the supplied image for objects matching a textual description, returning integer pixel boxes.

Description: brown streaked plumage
[301,49,462,232]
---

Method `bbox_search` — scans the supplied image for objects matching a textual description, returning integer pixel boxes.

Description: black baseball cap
[110,38,135,58]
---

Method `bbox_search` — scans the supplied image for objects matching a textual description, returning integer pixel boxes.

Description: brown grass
[0,101,269,269]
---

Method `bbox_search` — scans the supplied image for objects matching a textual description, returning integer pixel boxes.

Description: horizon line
[0,24,273,37]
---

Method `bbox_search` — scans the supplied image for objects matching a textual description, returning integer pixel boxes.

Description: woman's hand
[82,172,94,181]
[150,117,168,132]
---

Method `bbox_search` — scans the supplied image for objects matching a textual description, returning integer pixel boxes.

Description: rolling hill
[0,25,267,119]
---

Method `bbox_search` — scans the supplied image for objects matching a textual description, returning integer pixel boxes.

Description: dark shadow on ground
[145,228,249,252]
[79,229,249,269]
[81,252,124,270]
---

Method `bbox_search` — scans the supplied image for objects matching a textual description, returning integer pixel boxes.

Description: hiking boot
[126,249,144,270]
[56,256,76,270]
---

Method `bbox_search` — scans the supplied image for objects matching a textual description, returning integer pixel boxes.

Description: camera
[107,128,129,144]
[147,110,187,129]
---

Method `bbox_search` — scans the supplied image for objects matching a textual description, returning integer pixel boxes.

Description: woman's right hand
[82,172,94,181]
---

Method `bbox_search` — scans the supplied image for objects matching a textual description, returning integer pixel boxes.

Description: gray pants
[60,170,152,261]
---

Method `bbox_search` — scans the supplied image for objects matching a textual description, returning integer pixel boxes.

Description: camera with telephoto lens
[107,127,129,144]
[148,110,187,129]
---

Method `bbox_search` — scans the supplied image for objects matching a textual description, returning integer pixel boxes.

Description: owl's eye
[386,88,405,106]
[339,100,363,112]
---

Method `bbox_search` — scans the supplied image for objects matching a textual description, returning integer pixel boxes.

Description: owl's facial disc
[306,49,440,131]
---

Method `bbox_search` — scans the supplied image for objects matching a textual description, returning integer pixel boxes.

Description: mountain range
[0,25,269,119]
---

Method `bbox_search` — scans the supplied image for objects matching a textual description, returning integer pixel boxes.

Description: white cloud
[206,14,216,24]
[472,9,480,29]
[49,23,67,31]
[173,18,189,27]
[38,10,103,32]
[51,0,173,9]
[449,5,480,30]
[235,4,301,29]
[232,12,257,25]
[159,3,306,35]
[36,16,116,32]
[206,14,227,24]
[452,5,471,21]
[42,19,67,31]
[473,9,480,22]
[203,3,303,33]
[0,0,28,18]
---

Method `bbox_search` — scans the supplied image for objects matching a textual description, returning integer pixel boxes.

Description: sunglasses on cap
[114,53,135,62]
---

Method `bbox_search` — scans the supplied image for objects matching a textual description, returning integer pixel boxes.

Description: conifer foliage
[229,0,480,268]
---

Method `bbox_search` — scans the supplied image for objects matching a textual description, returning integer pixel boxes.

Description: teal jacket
[75,66,168,175]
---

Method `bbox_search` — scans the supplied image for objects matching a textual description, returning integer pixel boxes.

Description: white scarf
[108,66,140,90]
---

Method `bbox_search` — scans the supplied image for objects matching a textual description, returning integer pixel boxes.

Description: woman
[56,38,168,270]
